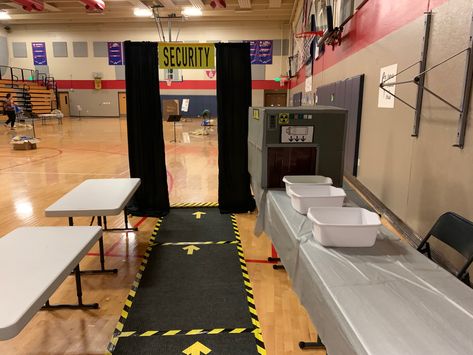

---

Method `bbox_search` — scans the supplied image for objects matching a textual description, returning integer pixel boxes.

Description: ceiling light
[134,7,153,17]
[0,11,11,20]
[182,7,202,17]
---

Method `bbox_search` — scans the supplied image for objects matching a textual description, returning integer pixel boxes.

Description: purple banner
[108,42,123,65]
[32,42,47,66]
[250,40,273,65]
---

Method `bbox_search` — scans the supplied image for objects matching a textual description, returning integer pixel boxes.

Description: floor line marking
[133,216,148,228]
[245,259,277,264]
[86,252,144,258]
[105,240,122,256]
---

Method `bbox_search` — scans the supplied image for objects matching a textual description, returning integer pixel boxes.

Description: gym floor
[0,117,323,355]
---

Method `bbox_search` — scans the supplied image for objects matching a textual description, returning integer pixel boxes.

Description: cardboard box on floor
[12,141,37,150]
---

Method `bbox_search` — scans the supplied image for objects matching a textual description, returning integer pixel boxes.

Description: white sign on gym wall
[305,76,312,93]
[378,63,398,108]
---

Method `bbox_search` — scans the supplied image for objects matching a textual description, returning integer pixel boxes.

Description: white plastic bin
[283,175,333,196]
[287,185,346,214]
[307,207,381,247]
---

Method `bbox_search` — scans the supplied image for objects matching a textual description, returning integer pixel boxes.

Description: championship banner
[158,43,215,69]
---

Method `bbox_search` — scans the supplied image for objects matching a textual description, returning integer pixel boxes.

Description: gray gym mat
[121,243,253,331]
[155,208,236,242]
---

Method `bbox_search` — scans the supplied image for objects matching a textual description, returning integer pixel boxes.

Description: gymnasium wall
[0,27,8,76]
[4,22,289,116]
[290,0,473,268]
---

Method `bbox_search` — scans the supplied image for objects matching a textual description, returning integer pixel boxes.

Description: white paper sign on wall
[181,98,190,112]
[378,64,398,108]
[305,76,312,93]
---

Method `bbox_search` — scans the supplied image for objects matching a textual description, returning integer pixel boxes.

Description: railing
[0,64,59,110]
[0,64,51,87]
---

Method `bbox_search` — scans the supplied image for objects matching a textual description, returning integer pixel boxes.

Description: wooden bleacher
[0,79,55,121]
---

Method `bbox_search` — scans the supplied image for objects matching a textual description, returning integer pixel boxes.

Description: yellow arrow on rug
[183,245,200,255]
[193,211,206,220]
[182,341,211,355]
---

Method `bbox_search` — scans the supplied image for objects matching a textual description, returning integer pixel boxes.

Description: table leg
[273,264,285,270]
[299,335,325,350]
[102,209,138,233]
[79,216,118,275]
[124,209,129,229]
[268,244,280,262]
[41,265,99,310]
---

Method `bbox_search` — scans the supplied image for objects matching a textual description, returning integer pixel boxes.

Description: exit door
[118,92,127,116]
[264,92,287,107]
[58,92,70,117]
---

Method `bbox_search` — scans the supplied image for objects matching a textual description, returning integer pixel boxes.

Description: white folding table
[0,226,102,340]
[37,113,63,125]
[45,178,141,274]
[263,190,473,354]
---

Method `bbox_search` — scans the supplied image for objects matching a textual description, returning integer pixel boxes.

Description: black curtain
[124,41,170,216]
[216,43,256,213]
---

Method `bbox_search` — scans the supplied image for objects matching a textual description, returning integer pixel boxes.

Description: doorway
[58,92,70,117]
[118,92,127,116]
[264,91,287,107]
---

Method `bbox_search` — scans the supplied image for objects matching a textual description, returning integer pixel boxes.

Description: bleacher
[0,79,56,122]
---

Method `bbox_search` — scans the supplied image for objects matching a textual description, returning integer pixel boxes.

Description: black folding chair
[417,212,473,285]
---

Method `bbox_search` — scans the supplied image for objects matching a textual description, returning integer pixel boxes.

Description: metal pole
[413,11,432,137]
[455,12,473,148]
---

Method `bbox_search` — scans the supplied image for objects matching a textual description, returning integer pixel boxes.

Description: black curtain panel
[216,43,256,213]
[124,41,170,217]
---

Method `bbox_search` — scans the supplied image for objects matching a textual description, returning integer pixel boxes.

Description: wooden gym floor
[0,117,323,355]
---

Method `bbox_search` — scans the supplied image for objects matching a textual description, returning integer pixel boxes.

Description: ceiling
[0,0,295,25]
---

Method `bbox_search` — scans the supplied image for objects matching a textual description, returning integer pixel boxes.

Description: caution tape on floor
[106,219,163,354]
[231,214,267,355]
[116,327,262,337]
[171,202,219,208]
[152,240,239,246]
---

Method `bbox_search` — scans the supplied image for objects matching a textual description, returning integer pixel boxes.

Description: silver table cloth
[263,190,473,355]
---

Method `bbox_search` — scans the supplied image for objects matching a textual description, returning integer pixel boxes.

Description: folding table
[45,178,141,274]
[263,190,473,354]
[0,226,102,340]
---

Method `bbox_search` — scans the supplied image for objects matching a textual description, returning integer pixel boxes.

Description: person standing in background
[3,93,16,130]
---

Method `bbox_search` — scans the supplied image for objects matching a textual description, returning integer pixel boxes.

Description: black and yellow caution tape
[106,219,162,353]
[116,327,261,337]
[106,209,266,355]
[171,202,219,208]
[231,214,267,355]
[231,214,243,244]
[151,240,239,246]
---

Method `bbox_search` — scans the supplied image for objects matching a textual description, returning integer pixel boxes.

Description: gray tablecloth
[264,191,312,278]
[264,190,473,355]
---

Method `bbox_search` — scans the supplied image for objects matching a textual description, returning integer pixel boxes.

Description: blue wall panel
[161,95,217,118]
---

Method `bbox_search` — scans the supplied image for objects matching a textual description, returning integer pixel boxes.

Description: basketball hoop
[293,31,322,73]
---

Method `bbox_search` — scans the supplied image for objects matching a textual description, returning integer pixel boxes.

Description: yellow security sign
[159,43,215,69]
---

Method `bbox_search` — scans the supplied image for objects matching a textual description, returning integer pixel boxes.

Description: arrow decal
[182,341,212,355]
[193,211,206,220]
[183,245,200,255]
